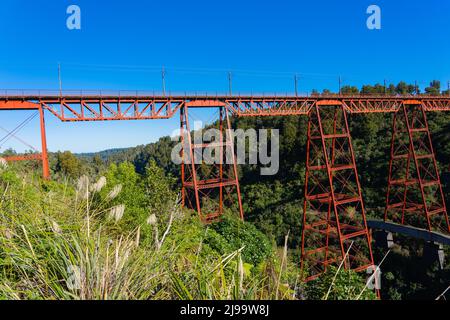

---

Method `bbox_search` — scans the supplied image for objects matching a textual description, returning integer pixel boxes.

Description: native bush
[210,214,273,266]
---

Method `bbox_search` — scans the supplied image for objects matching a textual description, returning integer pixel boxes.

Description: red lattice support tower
[300,101,375,281]
[180,103,244,223]
[384,100,450,233]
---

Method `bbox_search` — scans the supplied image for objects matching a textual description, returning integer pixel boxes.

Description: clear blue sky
[0,0,449,153]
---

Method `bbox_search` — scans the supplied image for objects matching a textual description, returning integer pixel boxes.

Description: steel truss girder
[180,105,244,223]
[384,101,450,233]
[300,101,375,281]
[40,99,186,121]
[38,97,450,118]
[1,95,450,120]
[3,154,42,162]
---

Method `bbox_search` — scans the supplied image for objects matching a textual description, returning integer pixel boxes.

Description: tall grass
[0,169,299,300]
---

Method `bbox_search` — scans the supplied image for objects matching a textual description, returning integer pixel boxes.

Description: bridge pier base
[423,241,445,270]
[373,230,395,250]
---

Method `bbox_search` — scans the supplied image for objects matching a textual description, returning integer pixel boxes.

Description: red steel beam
[2,154,42,162]
[38,106,50,179]
[0,101,40,110]
[0,95,449,121]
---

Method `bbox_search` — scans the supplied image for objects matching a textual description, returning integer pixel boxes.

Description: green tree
[92,154,104,173]
[55,151,82,178]
[360,83,387,95]
[396,81,415,95]
[144,159,177,221]
[425,80,441,95]
[101,162,147,232]
[341,86,359,95]
[387,84,397,95]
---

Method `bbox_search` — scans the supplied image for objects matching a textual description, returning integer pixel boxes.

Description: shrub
[304,266,377,300]
[209,214,273,266]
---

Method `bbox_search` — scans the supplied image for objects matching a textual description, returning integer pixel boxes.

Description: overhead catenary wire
[0,111,39,148]
[0,126,38,151]
[2,61,439,83]
[2,62,446,95]
[58,62,367,82]
[5,62,440,98]
[0,111,38,143]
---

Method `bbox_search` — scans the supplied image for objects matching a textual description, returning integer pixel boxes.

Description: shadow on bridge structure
[369,219,450,270]
[1,90,450,289]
